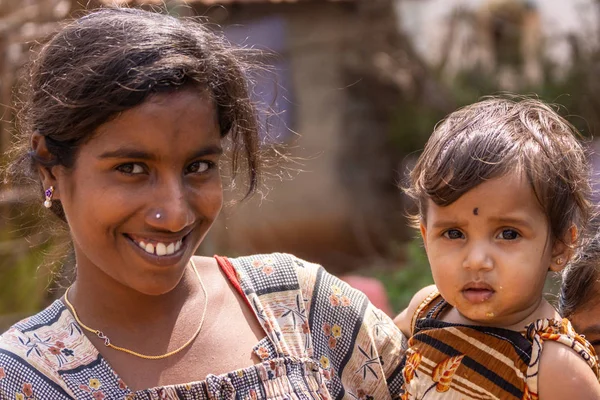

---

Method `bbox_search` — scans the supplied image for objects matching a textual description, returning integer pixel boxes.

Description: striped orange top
[399,291,599,399]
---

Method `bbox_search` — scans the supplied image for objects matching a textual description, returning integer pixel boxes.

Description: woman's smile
[125,233,188,267]
[125,231,191,265]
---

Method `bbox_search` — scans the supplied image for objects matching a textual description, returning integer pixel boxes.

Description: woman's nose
[146,178,194,232]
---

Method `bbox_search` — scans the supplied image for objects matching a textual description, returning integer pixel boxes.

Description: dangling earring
[43,186,54,208]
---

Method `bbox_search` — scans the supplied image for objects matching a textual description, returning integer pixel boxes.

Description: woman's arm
[295,256,408,399]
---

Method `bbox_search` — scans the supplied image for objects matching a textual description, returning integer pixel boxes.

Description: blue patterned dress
[0,253,406,399]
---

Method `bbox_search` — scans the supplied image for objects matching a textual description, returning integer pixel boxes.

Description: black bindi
[473,207,479,216]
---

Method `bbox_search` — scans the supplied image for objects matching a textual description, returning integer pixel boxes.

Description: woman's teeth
[137,239,182,256]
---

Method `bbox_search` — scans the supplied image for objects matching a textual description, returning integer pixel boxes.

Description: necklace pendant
[96,330,111,346]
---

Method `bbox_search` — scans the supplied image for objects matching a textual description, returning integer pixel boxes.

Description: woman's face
[52,89,223,295]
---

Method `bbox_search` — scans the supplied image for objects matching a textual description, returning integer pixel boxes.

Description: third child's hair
[560,229,600,317]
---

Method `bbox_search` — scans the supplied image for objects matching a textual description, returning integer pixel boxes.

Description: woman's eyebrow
[98,145,223,160]
[98,148,154,160]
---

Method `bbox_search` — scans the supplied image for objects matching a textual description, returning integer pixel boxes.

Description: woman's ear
[549,225,577,272]
[31,132,60,200]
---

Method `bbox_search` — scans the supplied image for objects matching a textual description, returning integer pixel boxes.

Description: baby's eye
[497,229,519,240]
[186,161,211,174]
[443,229,464,240]
[116,163,145,175]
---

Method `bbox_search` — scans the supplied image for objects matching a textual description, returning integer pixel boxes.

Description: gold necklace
[63,258,207,360]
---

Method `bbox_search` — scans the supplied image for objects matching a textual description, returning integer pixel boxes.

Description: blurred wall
[195,2,407,271]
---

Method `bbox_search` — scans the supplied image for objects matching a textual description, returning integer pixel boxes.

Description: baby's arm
[394,284,437,337]
[538,340,600,399]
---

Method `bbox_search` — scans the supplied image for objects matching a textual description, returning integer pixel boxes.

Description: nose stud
[155,213,162,220]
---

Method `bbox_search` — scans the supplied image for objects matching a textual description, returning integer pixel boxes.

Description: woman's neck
[66,258,199,333]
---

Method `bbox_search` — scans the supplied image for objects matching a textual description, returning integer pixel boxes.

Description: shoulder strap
[214,255,252,310]
[410,288,441,335]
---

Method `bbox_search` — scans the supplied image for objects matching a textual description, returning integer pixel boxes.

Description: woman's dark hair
[406,96,593,248]
[6,7,262,219]
[560,228,600,317]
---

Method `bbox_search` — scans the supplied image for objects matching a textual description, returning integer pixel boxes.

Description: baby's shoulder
[525,318,598,368]
[538,339,600,398]
[530,318,600,399]
[394,285,438,337]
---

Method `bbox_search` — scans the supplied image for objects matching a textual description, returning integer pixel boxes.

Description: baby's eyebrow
[488,216,533,229]
[430,219,467,230]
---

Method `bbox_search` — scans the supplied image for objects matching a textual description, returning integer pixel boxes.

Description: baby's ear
[419,220,428,251]
[549,225,577,272]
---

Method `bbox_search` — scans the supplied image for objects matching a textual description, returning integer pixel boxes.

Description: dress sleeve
[294,256,407,399]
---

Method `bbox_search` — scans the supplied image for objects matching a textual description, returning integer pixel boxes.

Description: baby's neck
[443,299,561,331]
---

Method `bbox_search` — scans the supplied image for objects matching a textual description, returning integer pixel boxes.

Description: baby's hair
[5,7,262,220]
[559,228,600,317]
[406,95,593,248]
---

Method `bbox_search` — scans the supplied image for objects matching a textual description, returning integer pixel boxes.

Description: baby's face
[570,293,600,356]
[420,171,561,328]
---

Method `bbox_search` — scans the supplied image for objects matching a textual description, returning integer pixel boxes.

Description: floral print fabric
[0,253,406,399]
[399,292,599,399]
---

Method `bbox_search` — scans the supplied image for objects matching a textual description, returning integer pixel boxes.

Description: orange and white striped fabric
[399,291,599,400]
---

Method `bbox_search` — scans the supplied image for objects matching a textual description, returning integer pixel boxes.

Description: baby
[395,97,600,399]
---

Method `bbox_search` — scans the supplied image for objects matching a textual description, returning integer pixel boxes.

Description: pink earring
[43,186,54,208]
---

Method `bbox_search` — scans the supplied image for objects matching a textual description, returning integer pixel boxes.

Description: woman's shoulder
[220,252,322,293]
[225,252,320,274]
[220,253,406,398]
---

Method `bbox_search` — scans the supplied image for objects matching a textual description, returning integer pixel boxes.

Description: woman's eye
[498,229,519,240]
[116,163,145,174]
[443,229,464,240]
[186,161,211,174]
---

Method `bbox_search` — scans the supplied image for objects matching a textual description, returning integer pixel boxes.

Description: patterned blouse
[399,290,599,399]
[0,253,406,399]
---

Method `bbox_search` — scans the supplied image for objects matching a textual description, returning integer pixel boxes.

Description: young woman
[0,8,405,399]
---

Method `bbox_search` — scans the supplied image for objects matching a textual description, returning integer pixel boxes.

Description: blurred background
[1,0,599,327]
